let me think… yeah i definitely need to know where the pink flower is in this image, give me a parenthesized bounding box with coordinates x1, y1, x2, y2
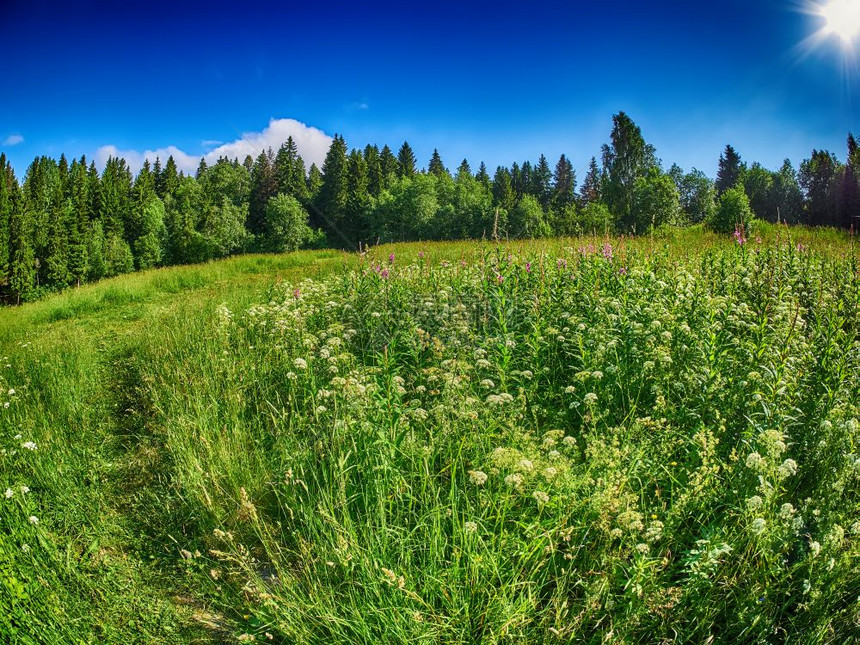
(388, 253, 395, 264)
(557, 258, 567, 269)
(525, 262, 532, 273)
(381, 268, 389, 279)
(292, 288, 301, 299)
(418, 251, 425, 259)
(602, 243, 613, 261)
(733, 226, 747, 246)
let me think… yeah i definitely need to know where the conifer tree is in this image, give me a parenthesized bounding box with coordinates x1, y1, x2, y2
(248, 149, 277, 235)
(579, 156, 602, 206)
(364, 145, 383, 196)
(315, 135, 350, 242)
(457, 159, 472, 177)
(428, 149, 448, 177)
(799, 150, 840, 226)
(492, 166, 515, 213)
(532, 154, 552, 208)
(158, 156, 180, 201)
(379, 145, 398, 189)
(715, 145, 744, 195)
(345, 148, 371, 244)
(552, 154, 576, 210)
(307, 163, 323, 201)
(397, 142, 416, 178)
(67, 159, 90, 286)
(8, 196, 35, 303)
(0, 156, 14, 294)
(476, 162, 491, 192)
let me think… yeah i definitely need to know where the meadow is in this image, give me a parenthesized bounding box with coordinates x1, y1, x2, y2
(0, 225, 858, 644)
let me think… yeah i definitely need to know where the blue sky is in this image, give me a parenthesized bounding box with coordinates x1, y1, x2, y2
(1, 0, 858, 180)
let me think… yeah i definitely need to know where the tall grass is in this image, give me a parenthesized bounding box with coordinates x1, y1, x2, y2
(0, 229, 857, 643)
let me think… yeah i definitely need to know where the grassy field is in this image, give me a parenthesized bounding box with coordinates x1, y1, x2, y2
(1, 225, 858, 643)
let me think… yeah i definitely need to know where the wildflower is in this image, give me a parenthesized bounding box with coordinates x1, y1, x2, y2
(602, 243, 613, 261)
(20, 485, 29, 494)
(7, 388, 15, 396)
(746, 495, 763, 511)
(418, 251, 425, 259)
(505, 473, 523, 488)
(525, 261, 532, 273)
(517, 459, 534, 472)
(618, 266, 628, 276)
(584, 392, 598, 405)
(745, 452, 765, 470)
(547, 450, 561, 460)
(4, 488, 12, 499)
(809, 541, 821, 557)
(464, 521, 478, 534)
(562, 436, 576, 447)
(777, 458, 798, 479)
(28, 516, 39, 525)
(21, 544, 29, 553)
(733, 226, 747, 246)
(468, 470, 488, 486)
(22, 441, 37, 451)
(543, 467, 558, 481)
(564, 385, 576, 394)
(285, 371, 297, 380)
(751, 518, 767, 534)
(388, 253, 395, 264)
(591, 371, 603, 380)
(293, 358, 308, 370)
(380, 268, 389, 279)
(479, 379, 495, 389)
(533, 490, 550, 505)
(779, 503, 796, 520)
(635, 543, 649, 554)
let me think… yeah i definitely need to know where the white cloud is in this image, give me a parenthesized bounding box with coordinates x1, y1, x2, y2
(94, 118, 333, 175)
(201, 139, 223, 147)
(3, 134, 24, 146)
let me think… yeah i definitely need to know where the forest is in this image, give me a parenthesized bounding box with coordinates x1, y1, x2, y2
(0, 112, 858, 304)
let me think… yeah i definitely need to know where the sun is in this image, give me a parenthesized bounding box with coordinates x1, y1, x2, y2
(818, 0, 860, 44)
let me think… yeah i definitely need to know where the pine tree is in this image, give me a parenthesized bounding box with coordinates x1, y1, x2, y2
(428, 149, 447, 177)
(99, 156, 133, 239)
(397, 142, 416, 178)
(307, 163, 323, 201)
(457, 159, 472, 177)
(196, 157, 209, 180)
(715, 145, 744, 195)
(45, 178, 71, 287)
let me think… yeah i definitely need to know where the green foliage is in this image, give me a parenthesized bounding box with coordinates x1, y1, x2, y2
(263, 193, 313, 252)
(508, 194, 550, 238)
(715, 144, 744, 195)
(602, 112, 658, 229)
(632, 167, 682, 232)
(103, 233, 134, 277)
(707, 185, 754, 233)
(134, 197, 167, 269)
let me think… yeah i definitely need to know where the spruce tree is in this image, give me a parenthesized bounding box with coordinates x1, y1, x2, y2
(397, 142, 416, 178)
(532, 155, 553, 208)
(364, 145, 383, 197)
(799, 150, 840, 226)
(428, 149, 448, 177)
(457, 159, 472, 177)
(579, 156, 602, 206)
(379, 145, 398, 189)
(492, 166, 515, 213)
(158, 156, 180, 201)
(8, 197, 35, 303)
(315, 135, 350, 243)
(476, 163, 491, 192)
(248, 149, 277, 235)
(0, 155, 13, 289)
(68, 160, 90, 286)
(715, 145, 744, 195)
(552, 154, 576, 210)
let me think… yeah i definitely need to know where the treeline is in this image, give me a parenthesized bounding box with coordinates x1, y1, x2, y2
(1, 112, 858, 303)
